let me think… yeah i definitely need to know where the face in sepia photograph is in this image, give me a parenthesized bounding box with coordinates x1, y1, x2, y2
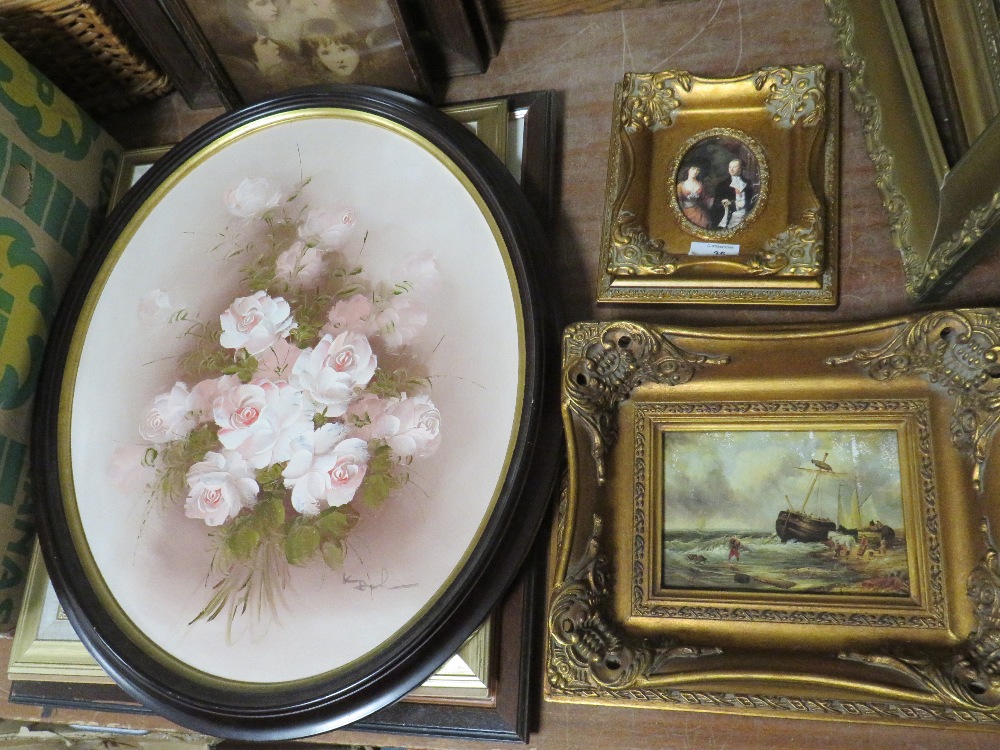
(184, 0, 425, 101)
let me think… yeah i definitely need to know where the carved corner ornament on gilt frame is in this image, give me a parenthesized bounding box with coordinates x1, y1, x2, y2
(596, 65, 839, 306)
(547, 310, 1000, 730)
(824, 0, 1000, 301)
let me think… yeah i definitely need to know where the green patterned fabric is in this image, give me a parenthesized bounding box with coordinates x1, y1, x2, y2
(0, 36, 121, 633)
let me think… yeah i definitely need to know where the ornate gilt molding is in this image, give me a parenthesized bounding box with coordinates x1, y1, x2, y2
(827, 309, 1000, 490)
(620, 71, 692, 133)
(606, 211, 679, 276)
(563, 323, 729, 484)
(548, 517, 715, 693)
(754, 66, 826, 128)
(748, 208, 823, 276)
(822, 0, 918, 293)
(842, 520, 1000, 711)
(915, 187, 1000, 299)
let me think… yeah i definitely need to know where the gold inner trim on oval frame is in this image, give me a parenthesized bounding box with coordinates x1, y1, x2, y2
(668, 127, 770, 241)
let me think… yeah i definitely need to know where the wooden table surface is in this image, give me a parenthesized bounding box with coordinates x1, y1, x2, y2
(51, 2, 1000, 748)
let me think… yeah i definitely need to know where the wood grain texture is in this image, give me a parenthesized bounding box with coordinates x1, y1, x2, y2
(494, 0, 677, 21)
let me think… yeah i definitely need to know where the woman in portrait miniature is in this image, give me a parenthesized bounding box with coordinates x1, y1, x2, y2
(676, 165, 711, 229)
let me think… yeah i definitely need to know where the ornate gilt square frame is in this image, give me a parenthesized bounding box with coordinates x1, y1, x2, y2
(548, 310, 1000, 729)
(596, 66, 839, 306)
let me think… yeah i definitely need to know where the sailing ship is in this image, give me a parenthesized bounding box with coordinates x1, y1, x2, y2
(837, 486, 896, 546)
(775, 453, 837, 543)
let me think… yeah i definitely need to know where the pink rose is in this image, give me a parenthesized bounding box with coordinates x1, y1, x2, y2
(323, 293, 374, 337)
(219, 291, 296, 355)
(138, 289, 177, 325)
(282, 424, 369, 515)
(290, 330, 377, 416)
(372, 394, 441, 458)
(253, 337, 303, 382)
(344, 393, 387, 440)
(189, 374, 240, 424)
(275, 240, 326, 286)
(371, 296, 427, 350)
(214, 379, 312, 469)
(184, 450, 258, 526)
(298, 206, 356, 250)
(107, 444, 154, 495)
(224, 177, 282, 219)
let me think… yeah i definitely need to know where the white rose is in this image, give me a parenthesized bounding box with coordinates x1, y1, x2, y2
(184, 450, 258, 526)
(322, 293, 374, 337)
(290, 330, 377, 416)
(373, 394, 441, 458)
(298, 206, 356, 250)
(224, 177, 282, 219)
(140, 382, 197, 443)
(214, 378, 312, 469)
(275, 240, 326, 286)
(283, 425, 368, 515)
(372, 296, 427, 350)
(219, 291, 297, 355)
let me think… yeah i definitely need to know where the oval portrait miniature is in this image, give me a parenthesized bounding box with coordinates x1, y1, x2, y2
(671, 128, 768, 239)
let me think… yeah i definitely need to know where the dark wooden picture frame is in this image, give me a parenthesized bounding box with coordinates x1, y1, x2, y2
(30, 87, 561, 741)
(155, 0, 434, 107)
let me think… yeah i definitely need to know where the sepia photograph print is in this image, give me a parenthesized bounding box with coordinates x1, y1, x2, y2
(660, 429, 908, 597)
(170, 0, 429, 103)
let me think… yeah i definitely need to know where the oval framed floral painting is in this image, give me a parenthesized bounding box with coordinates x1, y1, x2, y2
(31, 87, 559, 740)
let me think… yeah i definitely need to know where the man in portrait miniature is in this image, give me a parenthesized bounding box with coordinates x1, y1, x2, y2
(710, 157, 754, 230)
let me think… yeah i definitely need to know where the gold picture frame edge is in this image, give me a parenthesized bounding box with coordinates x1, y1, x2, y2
(547, 311, 1000, 730)
(824, 0, 1000, 301)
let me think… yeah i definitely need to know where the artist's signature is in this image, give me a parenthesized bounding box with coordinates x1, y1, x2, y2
(343, 570, 418, 594)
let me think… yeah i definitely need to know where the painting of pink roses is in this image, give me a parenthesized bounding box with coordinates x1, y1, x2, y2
(56, 103, 531, 691)
(125, 171, 444, 628)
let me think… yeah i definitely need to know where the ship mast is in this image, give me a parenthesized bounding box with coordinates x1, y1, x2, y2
(798, 452, 833, 513)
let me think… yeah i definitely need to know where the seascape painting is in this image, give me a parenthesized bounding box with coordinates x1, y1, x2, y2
(661, 429, 910, 597)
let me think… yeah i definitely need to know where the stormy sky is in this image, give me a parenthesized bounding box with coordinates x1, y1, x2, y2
(661, 429, 905, 533)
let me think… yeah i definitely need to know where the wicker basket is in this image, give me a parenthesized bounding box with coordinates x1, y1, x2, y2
(0, 0, 173, 113)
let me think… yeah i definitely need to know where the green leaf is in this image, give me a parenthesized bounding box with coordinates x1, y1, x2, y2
(256, 463, 284, 488)
(316, 506, 360, 539)
(368, 443, 394, 474)
(285, 522, 321, 565)
(360, 473, 396, 508)
(253, 497, 285, 532)
(321, 540, 346, 569)
(226, 526, 260, 561)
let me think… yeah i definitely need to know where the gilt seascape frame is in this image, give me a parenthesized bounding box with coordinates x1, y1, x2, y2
(824, 0, 1000, 301)
(29, 87, 561, 741)
(596, 65, 839, 306)
(549, 310, 1000, 729)
(14, 91, 558, 743)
